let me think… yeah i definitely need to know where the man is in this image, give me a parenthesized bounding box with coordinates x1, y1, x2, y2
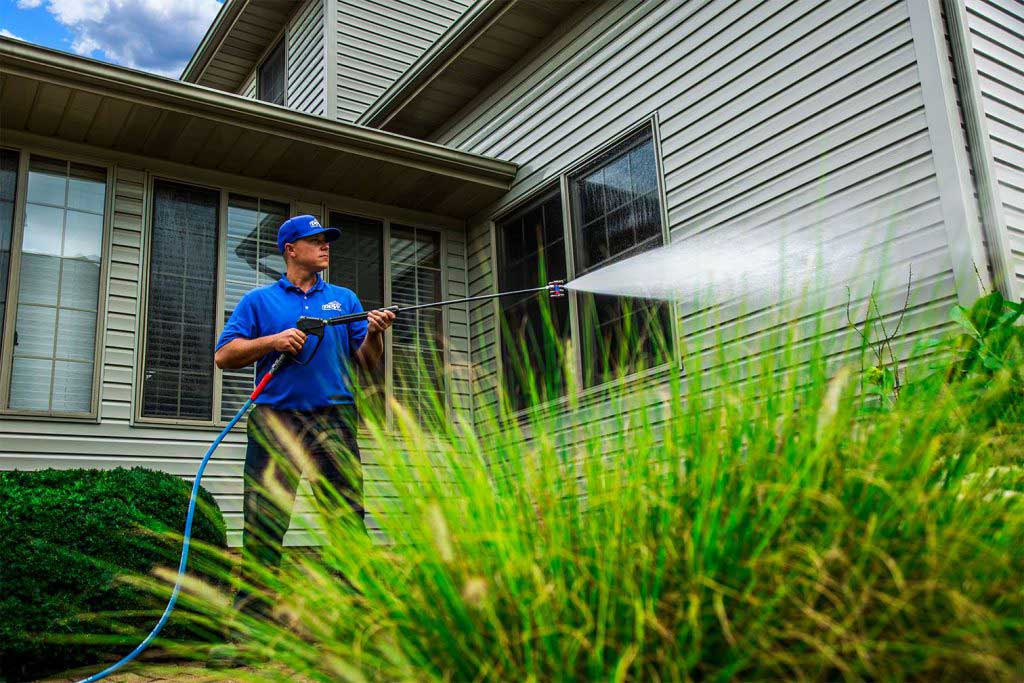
(213, 214, 395, 621)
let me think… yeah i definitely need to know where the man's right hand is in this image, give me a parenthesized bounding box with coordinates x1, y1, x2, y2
(270, 328, 307, 355)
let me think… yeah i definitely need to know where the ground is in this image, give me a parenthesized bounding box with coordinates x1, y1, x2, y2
(39, 663, 248, 682)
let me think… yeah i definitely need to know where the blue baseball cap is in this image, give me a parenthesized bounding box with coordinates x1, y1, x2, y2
(277, 215, 341, 253)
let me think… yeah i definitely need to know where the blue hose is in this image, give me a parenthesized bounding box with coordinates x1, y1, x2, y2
(77, 398, 253, 683)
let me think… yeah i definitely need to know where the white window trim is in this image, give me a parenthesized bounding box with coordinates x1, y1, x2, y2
(0, 146, 114, 423)
(491, 114, 679, 418)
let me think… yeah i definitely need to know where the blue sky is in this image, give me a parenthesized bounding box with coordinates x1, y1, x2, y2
(1, 0, 224, 78)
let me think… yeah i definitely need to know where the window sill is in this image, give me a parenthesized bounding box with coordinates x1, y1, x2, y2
(0, 409, 101, 424)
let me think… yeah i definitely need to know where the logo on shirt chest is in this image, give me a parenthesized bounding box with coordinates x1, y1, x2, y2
(322, 300, 343, 312)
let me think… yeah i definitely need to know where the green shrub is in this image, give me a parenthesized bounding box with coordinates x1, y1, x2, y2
(0, 467, 227, 682)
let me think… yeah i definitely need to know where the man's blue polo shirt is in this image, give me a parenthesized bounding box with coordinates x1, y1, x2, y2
(215, 275, 368, 410)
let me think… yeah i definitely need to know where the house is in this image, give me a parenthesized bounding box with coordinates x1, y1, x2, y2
(1, 0, 1020, 545)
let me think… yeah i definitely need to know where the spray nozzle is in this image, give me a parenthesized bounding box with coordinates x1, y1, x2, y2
(547, 280, 566, 298)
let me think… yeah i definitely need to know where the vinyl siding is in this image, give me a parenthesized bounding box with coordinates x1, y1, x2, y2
(287, 0, 326, 116)
(238, 70, 256, 100)
(965, 0, 1024, 292)
(440, 0, 968, 432)
(0, 161, 470, 547)
(333, 0, 471, 123)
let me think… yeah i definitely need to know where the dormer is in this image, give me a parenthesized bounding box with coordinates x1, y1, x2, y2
(181, 0, 470, 122)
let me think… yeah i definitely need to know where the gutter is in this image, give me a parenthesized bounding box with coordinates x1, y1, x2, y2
(357, 0, 515, 129)
(0, 38, 518, 189)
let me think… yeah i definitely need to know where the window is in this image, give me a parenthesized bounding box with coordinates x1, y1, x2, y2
(5, 156, 107, 414)
(141, 181, 219, 420)
(496, 189, 569, 411)
(0, 149, 18, 348)
(390, 225, 444, 418)
(258, 39, 286, 106)
(220, 195, 288, 420)
(328, 212, 385, 413)
(569, 128, 671, 386)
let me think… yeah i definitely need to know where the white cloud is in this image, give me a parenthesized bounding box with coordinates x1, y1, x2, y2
(1, 29, 26, 40)
(25, 0, 221, 77)
(16, 0, 44, 8)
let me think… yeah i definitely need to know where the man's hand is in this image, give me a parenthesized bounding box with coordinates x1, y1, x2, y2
(270, 328, 307, 354)
(366, 309, 396, 335)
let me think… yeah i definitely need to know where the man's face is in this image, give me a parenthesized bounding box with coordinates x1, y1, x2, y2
(286, 233, 331, 271)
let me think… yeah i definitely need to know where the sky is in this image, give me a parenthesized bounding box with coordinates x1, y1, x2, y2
(0, 0, 224, 78)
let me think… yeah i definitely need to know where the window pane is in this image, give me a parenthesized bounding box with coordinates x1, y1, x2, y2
(55, 308, 96, 361)
(9, 156, 105, 413)
(68, 164, 106, 213)
(22, 204, 64, 257)
(390, 225, 444, 420)
(0, 149, 18, 346)
(18, 253, 59, 306)
(64, 210, 103, 261)
(220, 195, 288, 420)
(143, 180, 218, 420)
(13, 304, 56, 357)
(59, 259, 101, 309)
(569, 130, 670, 385)
(26, 157, 67, 206)
(258, 40, 286, 106)
(329, 212, 385, 416)
(497, 191, 570, 411)
(10, 357, 51, 410)
(52, 360, 92, 412)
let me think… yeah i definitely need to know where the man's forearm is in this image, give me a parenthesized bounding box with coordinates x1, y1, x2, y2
(356, 331, 384, 370)
(215, 337, 275, 369)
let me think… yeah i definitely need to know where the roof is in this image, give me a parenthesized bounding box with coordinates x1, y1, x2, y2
(358, 0, 589, 139)
(0, 38, 518, 219)
(181, 0, 302, 92)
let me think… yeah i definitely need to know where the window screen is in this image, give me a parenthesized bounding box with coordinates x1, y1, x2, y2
(390, 225, 444, 418)
(569, 129, 672, 386)
(0, 149, 17, 348)
(329, 212, 385, 414)
(258, 39, 286, 106)
(220, 195, 288, 420)
(496, 190, 569, 411)
(142, 180, 219, 419)
(8, 156, 105, 413)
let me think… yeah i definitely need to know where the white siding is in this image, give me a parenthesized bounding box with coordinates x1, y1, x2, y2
(287, 0, 326, 116)
(440, 0, 968, 426)
(333, 0, 470, 123)
(965, 0, 1024, 292)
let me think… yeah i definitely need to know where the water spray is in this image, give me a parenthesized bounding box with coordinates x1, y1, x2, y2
(77, 280, 567, 682)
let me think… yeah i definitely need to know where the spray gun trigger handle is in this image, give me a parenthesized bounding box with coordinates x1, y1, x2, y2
(296, 316, 326, 337)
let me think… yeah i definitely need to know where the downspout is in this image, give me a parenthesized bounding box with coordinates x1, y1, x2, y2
(940, 0, 1019, 301)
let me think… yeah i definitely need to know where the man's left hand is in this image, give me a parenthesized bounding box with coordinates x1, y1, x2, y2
(367, 308, 396, 334)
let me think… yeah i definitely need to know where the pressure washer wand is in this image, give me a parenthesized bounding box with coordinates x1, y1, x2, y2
(294, 280, 566, 338)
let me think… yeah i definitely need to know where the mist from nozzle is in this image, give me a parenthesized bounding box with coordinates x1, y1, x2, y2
(563, 221, 902, 314)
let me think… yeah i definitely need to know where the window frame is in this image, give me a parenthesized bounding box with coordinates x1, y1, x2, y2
(134, 172, 296, 428)
(134, 181, 452, 429)
(493, 183, 571, 414)
(324, 210, 451, 425)
(491, 116, 677, 414)
(0, 146, 115, 422)
(257, 36, 288, 107)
